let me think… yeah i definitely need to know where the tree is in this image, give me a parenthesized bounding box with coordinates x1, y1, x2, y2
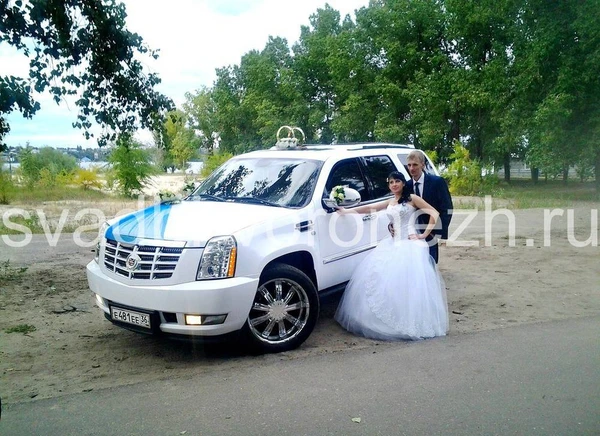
(367, 0, 453, 153)
(0, 0, 173, 152)
(513, 0, 600, 189)
(209, 36, 306, 153)
(158, 110, 199, 171)
(183, 86, 219, 152)
(108, 134, 157, 197)
(18, 146, 78, 186)
(292, 6, 347, 144)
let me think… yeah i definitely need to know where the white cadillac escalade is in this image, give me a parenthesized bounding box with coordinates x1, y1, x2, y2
(86, 133, 440, 353)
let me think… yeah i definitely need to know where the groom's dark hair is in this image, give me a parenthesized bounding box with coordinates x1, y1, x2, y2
(387, 171, 413, 203)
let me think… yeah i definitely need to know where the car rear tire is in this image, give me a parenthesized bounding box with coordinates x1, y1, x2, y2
(243, 263, 319, 353)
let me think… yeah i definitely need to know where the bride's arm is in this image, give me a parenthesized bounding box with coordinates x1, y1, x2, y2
(409, 195, 440, 239)
(337, 198, 390, 215)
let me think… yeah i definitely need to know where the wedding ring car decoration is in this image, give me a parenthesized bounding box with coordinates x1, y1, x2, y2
(275, 125, 306, 149)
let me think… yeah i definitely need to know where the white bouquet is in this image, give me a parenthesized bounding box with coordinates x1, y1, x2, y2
(329, 185, 346, 206)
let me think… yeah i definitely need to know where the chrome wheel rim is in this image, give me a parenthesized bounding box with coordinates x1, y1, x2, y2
(248, 278, 310, 345)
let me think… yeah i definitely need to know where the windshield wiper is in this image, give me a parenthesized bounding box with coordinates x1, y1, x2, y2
(186, 193, 225, 202)
(224, 196, 283, 207)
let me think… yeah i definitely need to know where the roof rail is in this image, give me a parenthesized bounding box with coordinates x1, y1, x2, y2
(302, 143, 415, 150)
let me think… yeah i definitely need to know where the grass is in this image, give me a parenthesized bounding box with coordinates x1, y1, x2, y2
(459, 180, 599, 209)
(0, 209, 105, 235)
(10, 185, 111, 202)
(0, 184, 146, 235)
(4, 324, 36, 334)
(0, 260, 28, 282)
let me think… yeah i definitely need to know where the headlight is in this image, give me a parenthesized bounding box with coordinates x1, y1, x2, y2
(196, 236, 237, 280)
(95, 221, 109, 262)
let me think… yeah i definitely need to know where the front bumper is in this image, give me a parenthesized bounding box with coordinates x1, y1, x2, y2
(86, 260, 258, 337)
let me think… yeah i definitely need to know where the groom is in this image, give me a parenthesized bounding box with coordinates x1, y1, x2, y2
(392, 150, 453, 263)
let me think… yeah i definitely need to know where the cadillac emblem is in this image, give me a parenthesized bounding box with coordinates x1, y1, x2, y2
(125, 253, 141, 271)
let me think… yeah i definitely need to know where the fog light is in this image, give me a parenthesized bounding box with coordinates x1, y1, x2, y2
(184, 314, 227, 325)
(185, 315, 202, 325)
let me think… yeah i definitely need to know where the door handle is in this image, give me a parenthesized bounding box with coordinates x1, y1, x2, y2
(362, 214, 374, 221)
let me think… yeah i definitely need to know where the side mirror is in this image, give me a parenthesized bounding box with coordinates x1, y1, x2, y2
(322, 187, 361, 211)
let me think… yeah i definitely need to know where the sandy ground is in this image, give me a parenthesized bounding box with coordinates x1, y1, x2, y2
(0, 176, 599, 404)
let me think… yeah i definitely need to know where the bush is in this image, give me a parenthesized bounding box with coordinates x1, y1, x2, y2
(56, 169, 75, 186)
(446, 142, 483, 196)
(74, 168, 103, 190)
(19, 147, 78, 186)
(0, 260, 28, 282)
(108, 134, 158, 197)
(0, 167, 16, 204)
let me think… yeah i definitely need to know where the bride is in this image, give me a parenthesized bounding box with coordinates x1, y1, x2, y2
(334, 171, 449, 341)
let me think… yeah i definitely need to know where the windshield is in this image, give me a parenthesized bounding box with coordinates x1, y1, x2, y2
(190, 157, 322, 208)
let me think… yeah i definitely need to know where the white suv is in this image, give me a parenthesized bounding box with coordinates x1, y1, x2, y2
(86, 139, 439, 353)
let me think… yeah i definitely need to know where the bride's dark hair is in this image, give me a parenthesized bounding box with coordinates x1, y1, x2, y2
(387, 170, 413, 203)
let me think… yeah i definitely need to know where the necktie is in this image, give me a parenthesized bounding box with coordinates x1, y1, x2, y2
(414, 181, 421, 196)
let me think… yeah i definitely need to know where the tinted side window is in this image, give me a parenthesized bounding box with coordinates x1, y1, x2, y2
(326, 159, 369, 201)
(361, 155, 398, 199)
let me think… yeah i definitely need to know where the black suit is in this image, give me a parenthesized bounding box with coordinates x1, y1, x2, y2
(406, 173, 453, 263)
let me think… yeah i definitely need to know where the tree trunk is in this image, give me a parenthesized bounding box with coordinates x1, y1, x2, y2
(503, 153, 511, 183)
(562, 166, 569, 185)
(531, 167, 539, 183)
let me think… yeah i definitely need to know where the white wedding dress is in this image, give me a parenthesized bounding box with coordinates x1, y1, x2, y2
(335, 203, 449, 341)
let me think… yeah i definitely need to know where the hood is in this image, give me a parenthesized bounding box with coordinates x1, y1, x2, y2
(105, 201, 296, 246)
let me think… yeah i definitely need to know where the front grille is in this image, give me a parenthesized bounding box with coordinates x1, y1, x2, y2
(104, 239, 183, 280)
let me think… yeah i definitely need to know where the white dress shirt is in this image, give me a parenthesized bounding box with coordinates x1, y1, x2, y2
(413, 173, 425, 197)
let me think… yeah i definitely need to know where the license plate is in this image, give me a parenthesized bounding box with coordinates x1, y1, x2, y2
(110, 307, 151, 329)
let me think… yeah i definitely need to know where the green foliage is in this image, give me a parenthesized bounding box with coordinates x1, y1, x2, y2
(56, 169, 75, 186)
(0, 188, 112, 235)
(201, 153, 233, 178)
(155, 110, 201, 172)
(108, 134, 158, 197)
(4, 184, 108, 203)
(0, 260, 28, 283)
(0, 210, 41, 235)
(208, 35, 308, 153)
(37, 167, 56, 188)
(183, 87, 220, 152)
(0, 166, 16, 204)
(5, 324, 36, 334)
(0, 0, 173, 151)
(446, 142, 483, 196)
(74, 168, 103, 190)
(489, 180, 599, 208)
(103, 167, 118, 192)
(18, 147, 77, 187)
(5, 1, 600, 191)
(424, 150, 439, 165)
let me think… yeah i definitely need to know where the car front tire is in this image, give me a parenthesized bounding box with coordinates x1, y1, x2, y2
(243, 263, 319, 353)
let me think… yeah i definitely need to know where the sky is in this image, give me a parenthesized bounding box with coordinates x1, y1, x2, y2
(2, 0, 370, 149)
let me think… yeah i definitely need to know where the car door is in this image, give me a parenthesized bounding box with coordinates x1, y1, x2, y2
(315, 155, 397, 289)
